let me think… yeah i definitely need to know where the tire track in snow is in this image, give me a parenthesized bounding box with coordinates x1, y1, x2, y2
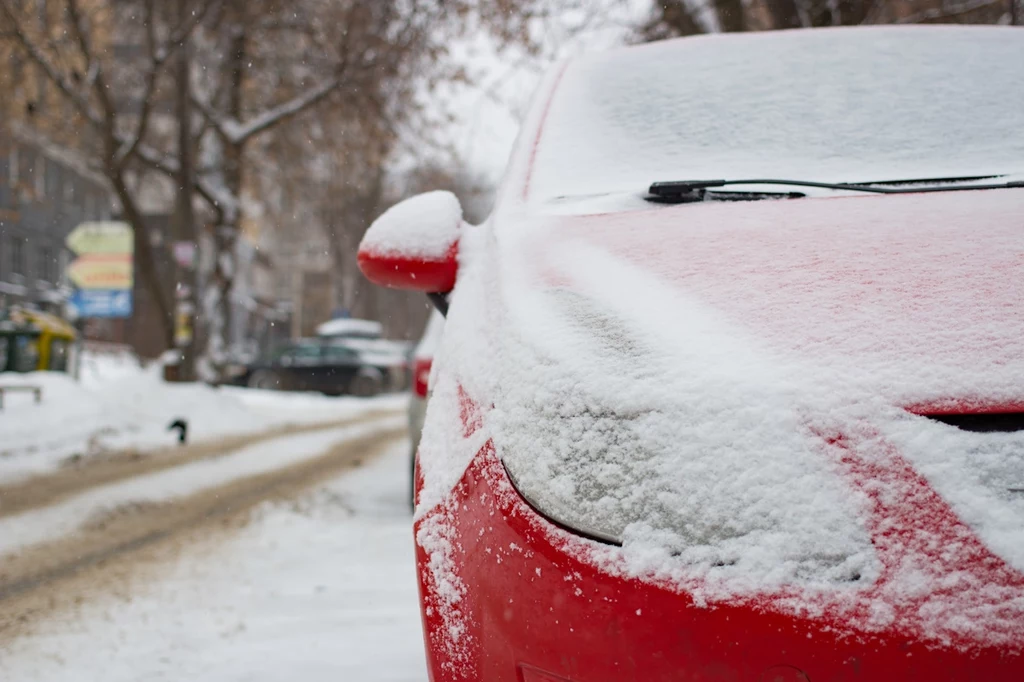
(0, 407, 401, 519)
(0, 420, 406, 643)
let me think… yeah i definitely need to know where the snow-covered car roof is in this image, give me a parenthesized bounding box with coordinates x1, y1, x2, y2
(315, 318, 383, 338)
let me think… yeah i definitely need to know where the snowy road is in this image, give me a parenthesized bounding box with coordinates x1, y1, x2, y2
(0, 411, 427, 681)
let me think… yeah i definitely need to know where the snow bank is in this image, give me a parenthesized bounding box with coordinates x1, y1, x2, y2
(0, 356, 405, 484)
(360, 190, 462, 260)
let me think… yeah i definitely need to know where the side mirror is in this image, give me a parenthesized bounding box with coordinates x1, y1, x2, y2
(357, 191, 462, 294)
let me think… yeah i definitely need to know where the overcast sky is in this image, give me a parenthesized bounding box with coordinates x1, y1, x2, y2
(441, 2, 651, 184)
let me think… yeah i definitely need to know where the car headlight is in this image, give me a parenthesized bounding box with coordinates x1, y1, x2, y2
(497, 396, 877, 587)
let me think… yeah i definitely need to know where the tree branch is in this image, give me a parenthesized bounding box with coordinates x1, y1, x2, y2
(65, 0, 117, 129)
(116, 0, 223, 167)
(131, 143, 235, 222)
(115, 0, 158, 168)
(0, 0, 101, 126)
(895, 0, 1003, 22)
(157, 0, 222, 62)
(199, 76, 344, 146)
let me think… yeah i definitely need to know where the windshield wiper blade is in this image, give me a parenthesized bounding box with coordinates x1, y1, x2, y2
(648, 177, 1024, 203)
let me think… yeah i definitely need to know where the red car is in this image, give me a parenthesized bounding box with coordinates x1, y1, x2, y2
(359, 27, 1024, 682)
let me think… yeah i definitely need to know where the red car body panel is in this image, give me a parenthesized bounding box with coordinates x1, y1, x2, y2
(413, 357, 433, 399)
(415, 436, 1024, 682)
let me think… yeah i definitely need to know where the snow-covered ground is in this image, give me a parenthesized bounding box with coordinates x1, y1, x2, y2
(1, 439, 427, 682)
(0, 353, 406, 483)
(0, 416, 404, 555)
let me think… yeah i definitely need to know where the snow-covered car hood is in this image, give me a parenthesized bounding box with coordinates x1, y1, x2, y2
(428, 188, 1024, 648)
(530, 189, 1024, 407)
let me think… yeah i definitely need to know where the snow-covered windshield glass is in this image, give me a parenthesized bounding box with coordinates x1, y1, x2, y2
(528, 27, 1024, 206)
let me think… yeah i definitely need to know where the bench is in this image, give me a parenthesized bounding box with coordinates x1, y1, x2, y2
(0, 385, 43, 410)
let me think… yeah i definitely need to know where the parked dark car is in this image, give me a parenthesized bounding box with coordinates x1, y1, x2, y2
(226, 338, 406, 396)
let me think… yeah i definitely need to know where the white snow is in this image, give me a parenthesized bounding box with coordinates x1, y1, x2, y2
(359, 191, 462, 260)
(527, 27, 1024, 206)
(0, 353, 406, 484)
(413, 311, 445, 362)
(0, 416, 404, 555)
(0, 440, 427, 682)
(316, 318, 383, 338)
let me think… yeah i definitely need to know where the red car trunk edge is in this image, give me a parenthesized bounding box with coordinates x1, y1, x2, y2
(414, 436, 1023, 682)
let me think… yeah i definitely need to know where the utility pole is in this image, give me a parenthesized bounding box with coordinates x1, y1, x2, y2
(174, 0, 199, 380)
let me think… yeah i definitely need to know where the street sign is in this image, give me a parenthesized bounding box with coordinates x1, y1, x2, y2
(66, 222, 133, 255)
(69, 289, 133, 318)
(66, 221, 133, 319)
(67, 253, 133, 289)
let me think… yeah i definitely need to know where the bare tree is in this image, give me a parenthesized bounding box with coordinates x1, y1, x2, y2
(3, 0, 549, 375)
(630, 0, 1010, 38)
(0, 0, 219, 349)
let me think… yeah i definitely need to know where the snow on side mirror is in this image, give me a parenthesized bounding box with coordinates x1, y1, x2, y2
(357, 191, 462, 293)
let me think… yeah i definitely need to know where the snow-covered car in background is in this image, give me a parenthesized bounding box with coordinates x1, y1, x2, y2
(408, 310, 445, 505)
(315, 317, 384, 340)
(358, 27, 1024, 682)
(227, 337, 407, 396)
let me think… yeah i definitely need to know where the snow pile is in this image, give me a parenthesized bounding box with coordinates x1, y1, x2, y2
(0, 356, 405, 483)
(360, 190, 462, 259)
(529, 27, 1024, 205)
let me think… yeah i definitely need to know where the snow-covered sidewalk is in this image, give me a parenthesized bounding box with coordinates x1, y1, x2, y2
(1, 439, 427, 682)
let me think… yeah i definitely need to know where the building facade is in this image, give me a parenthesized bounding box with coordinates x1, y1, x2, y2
(0, 127, 115, 316)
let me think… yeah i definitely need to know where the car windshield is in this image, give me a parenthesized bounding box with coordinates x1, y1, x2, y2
(529, 28, 1024, 206)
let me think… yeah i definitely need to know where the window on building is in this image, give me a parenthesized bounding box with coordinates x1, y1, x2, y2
(9, 147, 18, 188)
(0, 158, 9, 208)
(17, 150, 34, 202)
(35, 156, 46, 199)
(10, 238, 24, 277)
(38, 246, 52, 282)
(48, 162, 61, 202)
(58, 249, 70, 286)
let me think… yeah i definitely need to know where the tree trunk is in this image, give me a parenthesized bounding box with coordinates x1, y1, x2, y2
(764, 0, 804, 28)
(175, 0, 199, 381)
(111, 173, 175, 349)
(713, 0, 747, 31)
(218, 2, 247, 363)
